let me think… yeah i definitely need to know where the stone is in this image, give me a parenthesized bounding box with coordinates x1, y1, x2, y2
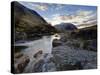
(34, 50, 43, 58)
(15, 55, 30, 73)
(15, 53, 23, 58)
(33, 59, 44, 72)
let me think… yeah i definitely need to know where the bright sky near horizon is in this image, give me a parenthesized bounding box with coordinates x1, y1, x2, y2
(19, 1, 97, 28)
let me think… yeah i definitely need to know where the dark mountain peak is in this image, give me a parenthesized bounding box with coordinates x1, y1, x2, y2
(55, 22, 77, 31)
(60, 23, 77, 30)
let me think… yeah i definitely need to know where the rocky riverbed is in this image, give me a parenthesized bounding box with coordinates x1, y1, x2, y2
(14, 30, 97, 73)
(52, 44, 97, 71)
(14, 39, 97, 73)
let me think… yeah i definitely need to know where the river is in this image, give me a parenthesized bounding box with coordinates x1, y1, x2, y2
(14, 34, 60, 73)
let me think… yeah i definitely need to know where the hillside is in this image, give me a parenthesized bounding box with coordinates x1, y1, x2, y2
(71, 25, 97, 40)
(12, 1, 58, 42)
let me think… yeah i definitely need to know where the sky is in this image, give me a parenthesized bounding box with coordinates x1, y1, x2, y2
(19, 1, 97, 28)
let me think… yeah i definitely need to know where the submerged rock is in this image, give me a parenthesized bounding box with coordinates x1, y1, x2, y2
(33, 50, 43, 58)
(33, 59, 44, 72)
(33, 56, 56, 72)
(15, 53, 23, 58)
(14, 55, 30, 73)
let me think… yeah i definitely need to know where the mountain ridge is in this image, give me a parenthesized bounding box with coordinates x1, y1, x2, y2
(12, 1, 58, 41)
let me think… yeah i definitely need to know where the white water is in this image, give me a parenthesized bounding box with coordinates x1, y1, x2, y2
(15, 34, 60, 72)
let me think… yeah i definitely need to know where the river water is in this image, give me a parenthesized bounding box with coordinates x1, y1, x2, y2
(14, 34, 97, 73)
(15, 35, 59, 72)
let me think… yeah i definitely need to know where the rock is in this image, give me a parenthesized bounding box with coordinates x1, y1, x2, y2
(49, 57, 55, 63)
(58, 64, 75, 71)
(33, 57, 56, 72)
(52, 43, 97, 70)
(33, 59, 44, 72)
(42, 62, 56, 72)
(15, 55, 30, 73)
(74, 61, 83, 69)
(83, 62, 97, 69)
(44, 53, 49, 58)
(53, 40, 62, 47)
(33, 50, 43, 58)
(15, 53, 23, 58)
(57, 61, 83, 71)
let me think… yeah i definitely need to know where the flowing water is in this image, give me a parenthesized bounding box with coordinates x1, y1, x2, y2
(14, 34, 97, 73)
(15, 35, 59, 72)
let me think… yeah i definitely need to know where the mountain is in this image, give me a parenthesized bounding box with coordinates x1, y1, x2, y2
(72, 25, 97, 39)
(13, 1, 47, 27)
(12, 1, 58, 41)
(54, 23, 77, 32)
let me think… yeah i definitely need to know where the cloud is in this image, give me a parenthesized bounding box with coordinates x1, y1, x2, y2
(76, 10, 93, 17)
(48, 10, 97, 27)
(35, 4, 48, 11)
(19, 2, 97, 28)
(19, 2, 48, 11)
(55, 4, 65, 10)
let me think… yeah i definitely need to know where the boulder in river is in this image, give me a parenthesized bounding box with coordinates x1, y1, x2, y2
(14, 55, 30, 73)
(33, 50, 43, 58)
